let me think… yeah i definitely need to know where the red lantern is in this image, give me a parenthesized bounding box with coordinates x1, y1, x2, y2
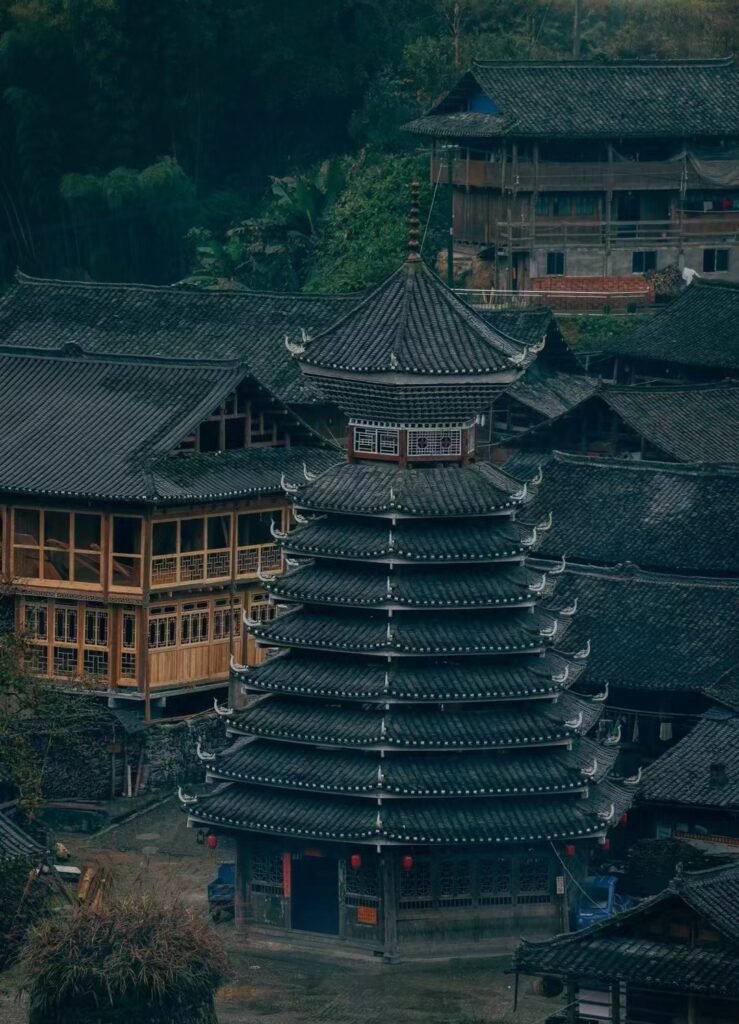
(599, 837, 610, 850)
(620, 813, 629, 826)
(564, 844, 576, 857)
(350, 853, 362, 870)
(401, 855, 414, 872)
(206, 833, 218, 850)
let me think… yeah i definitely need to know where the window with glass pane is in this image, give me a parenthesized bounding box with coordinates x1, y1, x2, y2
(153, 521, 177, 556)
(238, 511, 275, 547)
(112, 517, 142, 588)
(14, 508, 41, 577)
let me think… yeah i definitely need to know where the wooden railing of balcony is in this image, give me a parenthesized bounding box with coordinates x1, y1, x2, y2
(151, 542, 282, 587)
(498, 215, 739, 249)
(432, 157, 739, 192)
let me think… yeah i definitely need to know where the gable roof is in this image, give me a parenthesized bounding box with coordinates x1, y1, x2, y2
(298, 260, 525, 375)
(0, 273, 360, 405)
(504, 364, 599, 423)
(527, 453, 739, 574)
(602, 279, 739, 373)
(0, 350, 336, 502)
(516, 862, 739, 998)
(548, 566, 739, 693)
(603, 382, 739, 464)
(641, 710, 739, 809)
(405, 57, 739, 139)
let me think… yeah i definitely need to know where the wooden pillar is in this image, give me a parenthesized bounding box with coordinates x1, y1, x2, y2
(687, 994, 696, 1024)
(382, 850, 399, 963)
(235, 840, 248, 929)
(566, 977, 578, 1024)
(610, 981, 621, 1024)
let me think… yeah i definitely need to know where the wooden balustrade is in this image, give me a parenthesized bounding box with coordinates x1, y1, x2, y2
(151, 542, 282, 587)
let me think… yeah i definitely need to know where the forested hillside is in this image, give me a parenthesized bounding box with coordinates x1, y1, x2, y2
(0, 0, 735, 291)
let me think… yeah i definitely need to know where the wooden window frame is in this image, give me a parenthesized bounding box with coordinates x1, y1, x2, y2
(236, 506, 285, 579)
(21, 596, 112, 685)
(151, 512, 233, 588)
(13, 508, 104, 589)
(110, 515, 144, 592)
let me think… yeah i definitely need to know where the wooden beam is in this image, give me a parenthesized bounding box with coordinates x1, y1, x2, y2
(382, 850, 399, 963)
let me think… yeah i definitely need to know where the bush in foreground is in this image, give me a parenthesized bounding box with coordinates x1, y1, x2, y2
(20, 893, 229, 1024)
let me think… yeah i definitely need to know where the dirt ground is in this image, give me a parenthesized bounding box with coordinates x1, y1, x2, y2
(1, 798, 563, 1024)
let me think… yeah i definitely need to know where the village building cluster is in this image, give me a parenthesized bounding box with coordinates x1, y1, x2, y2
(1, 54, 739, 1024)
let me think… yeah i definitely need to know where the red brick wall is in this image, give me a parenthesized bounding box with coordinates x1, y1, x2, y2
(531, 275, 654, 312)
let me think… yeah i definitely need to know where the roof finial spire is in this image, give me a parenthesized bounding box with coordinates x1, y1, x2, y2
(407, 180, 421, 262)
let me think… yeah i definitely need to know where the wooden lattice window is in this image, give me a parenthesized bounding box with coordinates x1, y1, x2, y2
(250, 852, 283, 896)
(22, 597, 111, 683)
(479, 856, 513, 906)
(152, 514, 231, 586)
(148, 606, 178, 649)
(407, 428, 462, 458)
(236, 509, 283, 578)
(439, 859, 473, 907)
(399, 858, 433, 909)
(213, 598, 242, 640)
(180, 602, 210, 645)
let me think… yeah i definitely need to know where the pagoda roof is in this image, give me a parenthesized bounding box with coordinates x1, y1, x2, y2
(238, 650, 586, 703)
(549, 566, 739, 693)
(601, 278, 739, 374)
(525, 453, 739, 575)
(285, 515, 532, 563)
(0, 272, 359, 406)
(251, 607, 556, 656)
(0, 812, 42, 862)
(404, 57, 739, 140)
(298, 260, 525, 377)
(210, 736, 616, 797)
(515, 863, 739, 997)
(603, 382, 739, 464)
(641, 710, 739, 810)
(267, 562, 541, 610)
(189, 779, 629, 844)
(479, 308, 554, 349)
(294, 461, 528, 518)
(228, 693, 601, 750)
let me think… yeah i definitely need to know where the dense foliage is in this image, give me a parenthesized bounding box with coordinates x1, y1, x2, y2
(21, 894, 229, 1023)
(0, 0, 736, 290)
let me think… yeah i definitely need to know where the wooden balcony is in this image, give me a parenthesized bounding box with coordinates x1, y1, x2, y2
(150, 542, 282, 587)
(498, 214, 739, 249)
(433, 157, 739, 192)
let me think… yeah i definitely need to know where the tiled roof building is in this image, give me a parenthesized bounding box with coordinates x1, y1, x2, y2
(404, 58, 739, 295)
(515, 863, 739, 1019)
(187, 209, 631, 957)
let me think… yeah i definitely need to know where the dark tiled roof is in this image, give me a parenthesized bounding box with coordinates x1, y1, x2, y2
(295, 461, 527, 517)
(479, 309, 553, 348)
(211, 737, 615, 796)
(151, 447, 340, 504)
(0, 812, 42, 862)
(268, 562, 540, 609)
(251, 607, 550, 656)
(504, 364, 599, 423)
(229, 693, 600, 750)
(404, 111, 509, 138)
(641, 711, 739, 809)
(407, 58, 739, 139)
(526, 454, 739, 574)
(239, 650, 585, 702)
(191, 779, 627, 844)
(0, 352, 241, 500)
(285, 515, 532, 563)
(0, 273, 359, 404)
(704, 667, 739, 712)
(603, 382, 739, 464)
(516, 863, 739, 995)
(603, 279, 739, 373)
(550, 567, 739, 693)
(300, 377, 515, 421)
(299, 260, 523, 375)
(515, 937, 739, 997)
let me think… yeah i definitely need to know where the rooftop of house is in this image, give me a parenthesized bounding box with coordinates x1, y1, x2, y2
(544, 565, 739, 694)
(526, 453, 739, 575)
(0, 812, 42, 862)
(0, 350, 338, 502)
(641, 709, 739, 810)
(0, 272, 360, 406)
(602, 279, 739, 373)
(404, 56, 739, 140)
(515, 862, 739, 998)
(603, 381, 739, 464)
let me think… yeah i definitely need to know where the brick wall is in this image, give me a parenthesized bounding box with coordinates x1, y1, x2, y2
(531, 275, 654, 312)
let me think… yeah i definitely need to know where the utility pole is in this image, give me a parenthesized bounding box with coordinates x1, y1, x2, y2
(573, 0, 582, 58)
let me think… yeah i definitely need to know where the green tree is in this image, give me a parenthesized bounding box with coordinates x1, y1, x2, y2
(306, 151, 448, 292)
